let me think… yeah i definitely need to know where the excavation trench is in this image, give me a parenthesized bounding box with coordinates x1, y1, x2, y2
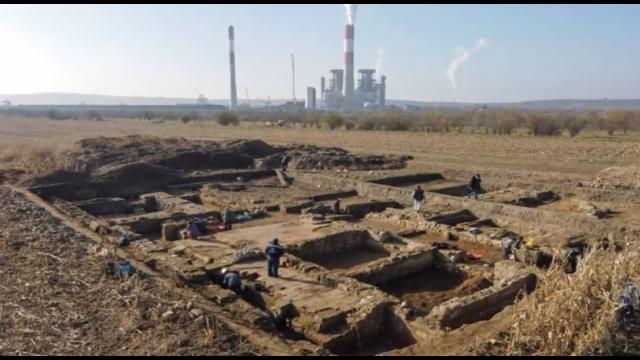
(325, 304, 416, 356)
(286, 230, 390, 270)
(347, 248, 486, 315)
(368, 173, 445, 187)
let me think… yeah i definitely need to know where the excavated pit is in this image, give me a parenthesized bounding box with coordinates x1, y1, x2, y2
(287, 230, 390, 270)
(346, 247, 484, 316)
(369, 173, 445, 187)
(427, 184, 474, 197)
(326, 305, 416, 356)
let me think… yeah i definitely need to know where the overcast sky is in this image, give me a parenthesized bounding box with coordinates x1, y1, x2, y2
(1, 4, 639, 102)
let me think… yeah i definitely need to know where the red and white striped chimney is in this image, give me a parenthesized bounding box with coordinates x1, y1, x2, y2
(343, 24, 354, 108)
(228, 25, 238, 111)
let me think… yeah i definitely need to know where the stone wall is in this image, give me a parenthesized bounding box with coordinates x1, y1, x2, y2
(287, 230, 386, 261)
(344, 200, 402, 219)
(349, 248, 442, 286)
(428, 272, 537, 330)
(293, 171, 640, 241)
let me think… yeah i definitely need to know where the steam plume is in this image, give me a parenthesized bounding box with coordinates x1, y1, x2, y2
(446, 38, 488, 90)
(344, 4, 357, 25)
(375, 48, 384, 81)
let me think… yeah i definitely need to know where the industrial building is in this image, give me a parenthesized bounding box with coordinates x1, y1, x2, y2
(318, 19, 387, 111)
(306, 87, 316, 111)
(226, 4, 386, 113)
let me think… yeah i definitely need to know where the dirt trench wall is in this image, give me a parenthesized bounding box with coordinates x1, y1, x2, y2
(428, 272, 537, 330)
(350, 248, 447, 286)
(310, 190, 358, 202)
(344, 200, 402, 218)
(287, 230, 386, 261)
(293, 172, 640, 240)
(74, 197, 130, 216)
(369, 173, 444, 186)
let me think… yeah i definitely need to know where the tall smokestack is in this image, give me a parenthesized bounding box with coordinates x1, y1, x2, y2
(378, 75, 386, 108)
(228, 25, 238, 111)
(344, 24, 354, 109)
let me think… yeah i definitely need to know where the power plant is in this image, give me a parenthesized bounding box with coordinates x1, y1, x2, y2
(226, 4, 386, 112)
(319, 5, 386, 111)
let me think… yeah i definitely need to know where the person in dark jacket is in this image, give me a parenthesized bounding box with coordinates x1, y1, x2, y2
(221, 268, 242, 293)
(412, 186, 426, 211)
(281, 156, 291, 172)
(221, 208, 234, 230)
(468, 174, 482, 200)
(265, 238, 285, 277)
(333, 199, 341, 214)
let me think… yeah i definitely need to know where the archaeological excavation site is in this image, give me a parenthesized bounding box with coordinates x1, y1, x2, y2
(5, 135, 640, 356)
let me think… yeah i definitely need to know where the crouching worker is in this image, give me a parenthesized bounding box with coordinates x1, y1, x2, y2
(221, 268, 243, 293)
(274, 303, 300, 331)
(118, 260, 134, 278)
(563, 248, 580, 274)
(265, 238, 285, 277)
(180, 221, 201, 240)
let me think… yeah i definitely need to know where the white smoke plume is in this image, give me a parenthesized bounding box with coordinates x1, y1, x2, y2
(344, 4, 357, 25)
(446, 38, 488, 90)
(375, 48, 384, 81)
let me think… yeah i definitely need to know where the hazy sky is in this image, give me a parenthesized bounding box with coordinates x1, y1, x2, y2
(1, 4, 639, 102)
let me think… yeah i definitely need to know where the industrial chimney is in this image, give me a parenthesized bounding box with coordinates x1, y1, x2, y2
(228, 26, 238, 111)
(343, 24, 355, 109)
(378, 75, 386, 108)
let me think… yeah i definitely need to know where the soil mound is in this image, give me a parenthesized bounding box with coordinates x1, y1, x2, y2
(591, 165, 640, 190)
(20, 170, 89, 187)
(156, 151, 254, 171)
(94, 162, 181, 187)
(70, 136, 222, 172)
(220, 139, 281, 158)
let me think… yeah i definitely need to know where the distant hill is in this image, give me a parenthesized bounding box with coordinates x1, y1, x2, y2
(2, 92, 640, 110)
(0, 93, 229, 106)
(387, 99, 640, 110)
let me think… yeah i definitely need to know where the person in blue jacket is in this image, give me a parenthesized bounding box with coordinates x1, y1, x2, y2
(265, 238, 285, 277)
(221, 268, 242, 293)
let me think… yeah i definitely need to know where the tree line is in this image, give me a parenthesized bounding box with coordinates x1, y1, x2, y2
(2, 107, 639, 136)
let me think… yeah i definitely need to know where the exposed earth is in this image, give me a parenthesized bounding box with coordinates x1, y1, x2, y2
(1, 118, 640, 355)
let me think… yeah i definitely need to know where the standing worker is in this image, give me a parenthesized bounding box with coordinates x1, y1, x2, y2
(412, 185, 426, 211)
(265, 238, 285, 277)
(333, 198, 341, 215)
(501, 237, 514, 260)
(468, 174, 482, 200)
(221, 207, 234, 231)
(281, 155, 291, 172)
